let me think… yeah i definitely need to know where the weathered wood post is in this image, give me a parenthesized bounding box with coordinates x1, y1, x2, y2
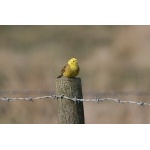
(56, 77, 85, 124)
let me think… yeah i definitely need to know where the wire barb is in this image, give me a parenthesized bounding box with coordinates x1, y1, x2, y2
(138, 101, 144, 107)
(60, 94, 65, 100)
(4, 97, 10, 102)
(95, 96, 101, 104)
(115, 99, 121, 106)
(28, 97, 34, 102)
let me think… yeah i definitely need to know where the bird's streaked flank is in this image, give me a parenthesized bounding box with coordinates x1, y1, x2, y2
(57, 58, 80, 78)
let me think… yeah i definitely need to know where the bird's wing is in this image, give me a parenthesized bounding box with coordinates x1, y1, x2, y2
(61, 64, 67, 75)
(57, 64, 68, 78)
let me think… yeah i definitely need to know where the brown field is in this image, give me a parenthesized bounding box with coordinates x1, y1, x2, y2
(0, 25, 150, 123)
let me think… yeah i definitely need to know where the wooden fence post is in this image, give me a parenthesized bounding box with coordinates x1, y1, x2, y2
(56, 77, 85, 124)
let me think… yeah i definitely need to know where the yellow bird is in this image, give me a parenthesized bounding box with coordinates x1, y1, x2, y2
(57, 58, 80, 78)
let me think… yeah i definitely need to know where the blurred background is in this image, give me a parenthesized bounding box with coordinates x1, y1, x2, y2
(0, 25, 150, 123)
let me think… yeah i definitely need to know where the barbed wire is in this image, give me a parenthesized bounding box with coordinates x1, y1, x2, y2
(0, 94, 150, 107)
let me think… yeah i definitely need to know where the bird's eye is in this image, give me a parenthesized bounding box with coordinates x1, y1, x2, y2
(73, 61, 74, 62)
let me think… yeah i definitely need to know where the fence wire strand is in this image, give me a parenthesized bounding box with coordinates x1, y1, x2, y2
(0, 94, 150, 107)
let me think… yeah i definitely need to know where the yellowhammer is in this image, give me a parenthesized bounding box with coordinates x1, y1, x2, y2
(57, 58, 80, 78)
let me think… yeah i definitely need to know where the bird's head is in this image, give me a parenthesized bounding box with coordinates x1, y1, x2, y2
(68, 58, 78, 66)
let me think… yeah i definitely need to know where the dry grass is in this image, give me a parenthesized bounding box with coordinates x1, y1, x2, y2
(0, 25, 150, 123)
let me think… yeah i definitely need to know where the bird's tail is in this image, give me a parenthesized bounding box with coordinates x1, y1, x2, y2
(57, 75, 63, 78)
